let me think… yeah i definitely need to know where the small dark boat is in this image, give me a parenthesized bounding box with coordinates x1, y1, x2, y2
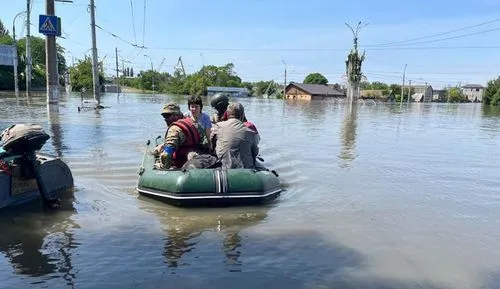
(0, 124, 74, 209)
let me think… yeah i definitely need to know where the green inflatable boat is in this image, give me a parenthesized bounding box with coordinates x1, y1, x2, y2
(136, 138, 282, 207)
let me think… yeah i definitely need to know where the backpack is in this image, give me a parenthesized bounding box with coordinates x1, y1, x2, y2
(181, 154, 220, 170)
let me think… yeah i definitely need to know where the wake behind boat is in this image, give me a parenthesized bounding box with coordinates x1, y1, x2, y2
(136, 138, 282, 207)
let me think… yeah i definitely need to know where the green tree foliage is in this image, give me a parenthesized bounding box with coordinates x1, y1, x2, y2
(122, 63, 246, 96)
(483, 77, 500, 106)
(0, 32, 66, 90)
(447, 87, 466, 103)
(303, 72, 328, 85)
(370, 81, 389, 90)
(69, 56, 104, 92)
(0, 20, 8, 36)
(252, 80, 279, 96)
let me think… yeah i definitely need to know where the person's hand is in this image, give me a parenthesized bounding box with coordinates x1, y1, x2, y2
(153, 144, 164, 156)
(160, 151, 172, 168)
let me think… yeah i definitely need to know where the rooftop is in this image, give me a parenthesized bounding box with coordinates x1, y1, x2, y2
(287, 82, 344, 96)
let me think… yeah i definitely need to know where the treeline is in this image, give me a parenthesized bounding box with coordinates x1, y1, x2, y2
(116, 63, 283, 98)
(0, 20, 66, 90)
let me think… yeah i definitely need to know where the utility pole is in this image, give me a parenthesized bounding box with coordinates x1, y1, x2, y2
(26, 0, 32, 97)
(281, 60, 287, 100)
(46, 0, 59, 104)
(89, 0, 100, 107)
(115, 47, 120, 95)
(407, 80, 411, 103)
(345, 21, 368, 103)
(12, 12, 25, 99)
(400, 64, 407, 106)
(144, 54, 154, 96)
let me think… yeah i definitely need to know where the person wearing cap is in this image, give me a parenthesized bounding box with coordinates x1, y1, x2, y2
(154, 102, 208, 169)
(183, 95, 212, 150)
(211, 102, 259, 169)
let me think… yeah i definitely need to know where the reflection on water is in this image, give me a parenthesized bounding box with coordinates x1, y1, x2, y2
(0, 191, 78, 285)
(140, 198, 269, 272)
(339, 102, 358, 168)
(482, 105, 500, 118)
(0, 93, 500, 288)
(47, 105, 64, 158)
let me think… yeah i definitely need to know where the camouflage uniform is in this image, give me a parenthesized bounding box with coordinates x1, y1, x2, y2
(164, 121, 208, 151)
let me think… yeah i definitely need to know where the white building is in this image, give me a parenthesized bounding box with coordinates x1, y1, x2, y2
(461, 84, 484, 102)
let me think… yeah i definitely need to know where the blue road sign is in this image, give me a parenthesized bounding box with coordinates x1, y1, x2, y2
(39, 15, 60, 36)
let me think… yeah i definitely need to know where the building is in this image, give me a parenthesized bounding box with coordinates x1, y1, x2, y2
(360, 89, 385, 99)
(411, 85, 433, 102)
(207, 86, 249, 97)
(104, 84, 122, 93)
(433, 89, 447, 102)
(461, 84, 484, 102)
(284, 82, 345, 100)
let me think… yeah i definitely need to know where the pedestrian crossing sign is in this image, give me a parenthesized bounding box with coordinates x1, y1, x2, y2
(39, 15, 61, 36)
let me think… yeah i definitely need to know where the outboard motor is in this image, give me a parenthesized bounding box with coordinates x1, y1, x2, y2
(1, 124, 60, 208)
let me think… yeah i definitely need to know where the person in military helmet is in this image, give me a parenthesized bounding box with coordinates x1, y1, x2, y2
(210, 93, 230, 124)
(154, 102, 208, 169)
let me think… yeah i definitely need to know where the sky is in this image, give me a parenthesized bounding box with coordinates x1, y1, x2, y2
(3, 0, 500, 89)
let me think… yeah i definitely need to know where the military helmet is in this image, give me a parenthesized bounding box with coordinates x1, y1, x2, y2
(210, 93, 230, 111)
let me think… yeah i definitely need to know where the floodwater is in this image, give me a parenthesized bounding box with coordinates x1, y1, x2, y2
(0, 93, 500, 289)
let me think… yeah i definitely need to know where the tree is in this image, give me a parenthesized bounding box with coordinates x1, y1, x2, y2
(359, 81, 370, 89)
(0, 34, 66, 90)
(370, 81, 389, 90)
(0, 20, 8, 36)
(303, 72, 328, 85)
(70, 56, 104, 92)
(483, 77, 500, 106)
(447, 87, 466, 103)
(252, 80, 278, 96)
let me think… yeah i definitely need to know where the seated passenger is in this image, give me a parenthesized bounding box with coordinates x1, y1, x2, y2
(154, 103, 208, 169)
(183, 95, 212, 150)
(211, 103, 259, 169)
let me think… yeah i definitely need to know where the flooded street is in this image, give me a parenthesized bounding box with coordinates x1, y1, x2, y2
(1, 93, 500, 289)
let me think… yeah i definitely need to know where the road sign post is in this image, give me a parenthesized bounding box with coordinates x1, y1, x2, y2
(39, 15, 61, 36)
(39, 12, 61, 104)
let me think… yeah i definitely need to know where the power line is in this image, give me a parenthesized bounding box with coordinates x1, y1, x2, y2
(95, 24, 147, 49)
(130, 0, 137, 44)
(365, 18, 500, 47)
(369, 26, 500, 47)
(142, 0, 146, 46)
(146, 45, 500, 52)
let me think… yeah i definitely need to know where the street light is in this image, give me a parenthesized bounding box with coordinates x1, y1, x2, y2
(12, 11, 27, 99)
(143, 54, 155, 96)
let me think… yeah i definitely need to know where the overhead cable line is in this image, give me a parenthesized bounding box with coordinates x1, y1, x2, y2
(95, 24, 147, 49)
(130, 0, 138, 44)
(364, 18, 500, 47)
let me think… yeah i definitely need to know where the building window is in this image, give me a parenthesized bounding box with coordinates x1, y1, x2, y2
(476, 88, 480, 92)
